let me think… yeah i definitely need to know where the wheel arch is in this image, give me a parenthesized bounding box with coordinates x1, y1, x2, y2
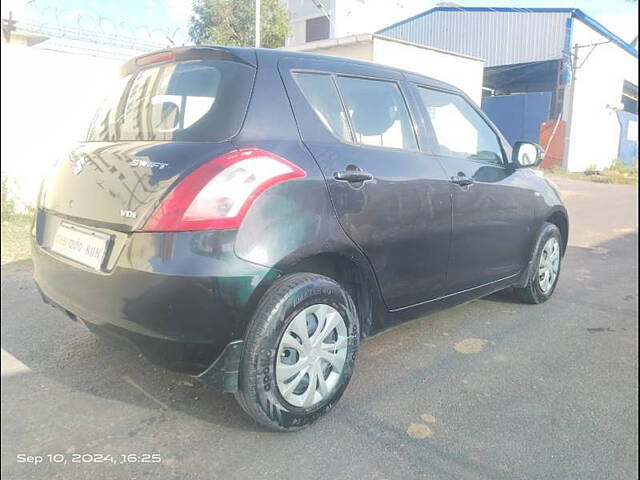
(515, 208, 569, 289)
(272, 251, 381, 339)
(546, 209, 569, 255)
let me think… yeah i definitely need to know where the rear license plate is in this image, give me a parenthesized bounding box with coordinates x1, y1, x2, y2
(51, 223, 110, 270)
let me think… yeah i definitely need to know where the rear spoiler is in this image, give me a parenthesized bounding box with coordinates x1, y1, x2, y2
(120, 46, 257, 77)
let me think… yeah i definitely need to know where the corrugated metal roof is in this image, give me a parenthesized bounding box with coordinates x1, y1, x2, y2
(377, 7, 637, 67)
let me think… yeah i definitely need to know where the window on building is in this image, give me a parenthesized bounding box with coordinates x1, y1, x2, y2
(417, 87, 504, 164)
(292, 72, 351, 142)
(337, 76, 418, 150)
(621, 81, 638, 114)
(305, 16, 330, 42)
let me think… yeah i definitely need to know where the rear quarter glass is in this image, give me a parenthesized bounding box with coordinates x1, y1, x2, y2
(87, 59, 256, 143)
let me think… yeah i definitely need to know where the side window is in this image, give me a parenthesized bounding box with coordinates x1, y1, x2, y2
(417, 87, 504, 165)
(337, 76, 418, 150)
(292, 72, 352, 142)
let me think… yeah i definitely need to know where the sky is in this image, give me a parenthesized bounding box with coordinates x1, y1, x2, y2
(1, 0, 638, 46)
(1, 0, 194, 45)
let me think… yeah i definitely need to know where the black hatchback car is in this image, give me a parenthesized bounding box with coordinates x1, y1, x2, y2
(32, 46, 568, 431)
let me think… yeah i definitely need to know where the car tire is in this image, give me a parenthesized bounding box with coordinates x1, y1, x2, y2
(235, 273, 359, 431)
(514, 222, 563, 304)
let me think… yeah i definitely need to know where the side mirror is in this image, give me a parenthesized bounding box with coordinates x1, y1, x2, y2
(512, 142, 544, 168)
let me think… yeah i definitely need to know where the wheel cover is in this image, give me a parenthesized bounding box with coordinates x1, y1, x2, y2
(275, 303, 348, 408)
(538, 237, 560, 293)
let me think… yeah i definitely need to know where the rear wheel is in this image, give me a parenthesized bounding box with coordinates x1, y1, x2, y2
(514, 222, 563, 304)
(235, 273, 359, 431)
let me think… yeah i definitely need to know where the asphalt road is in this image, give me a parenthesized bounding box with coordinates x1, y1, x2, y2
(1, 177, 638, 480)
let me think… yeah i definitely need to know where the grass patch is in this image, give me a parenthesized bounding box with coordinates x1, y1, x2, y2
(1, 214, 34, 265)
(547, 160, 638, 185)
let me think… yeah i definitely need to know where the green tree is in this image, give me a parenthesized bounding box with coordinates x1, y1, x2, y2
(189, 0, 290, 48)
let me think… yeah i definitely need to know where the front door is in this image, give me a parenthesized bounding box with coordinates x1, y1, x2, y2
(412, 85, 535, 293)
(279, 58, 452, 309)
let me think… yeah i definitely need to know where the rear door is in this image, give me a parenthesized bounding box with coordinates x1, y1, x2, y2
(410, 84, 535, 293)
(279, 57, 452, 310)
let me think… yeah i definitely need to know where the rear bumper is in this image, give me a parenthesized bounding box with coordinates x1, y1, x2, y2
(32, 213, 278, 388)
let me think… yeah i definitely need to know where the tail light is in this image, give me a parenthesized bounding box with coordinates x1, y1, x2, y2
(135, 51, 175, 67)
(143, 149, 305, 232)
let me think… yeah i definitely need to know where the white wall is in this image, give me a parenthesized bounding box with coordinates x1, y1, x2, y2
(282, 0, 332, 22)
(333, 0, 426, 38)
(282, 0, 428, 46)
(288, 19, 308, 46)
(285, 35, 484, 104)
(566, 19, 639, 172)
(372, 36, 484, 105)
(282, 0, 333, 45)
(1, 42, 132, 210)
(293, 37, 373, 60)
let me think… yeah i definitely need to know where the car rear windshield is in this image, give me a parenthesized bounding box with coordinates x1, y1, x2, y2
(87, 59, 255, 142)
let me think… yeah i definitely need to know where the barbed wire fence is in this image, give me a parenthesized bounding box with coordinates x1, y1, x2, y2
(3, 3, 191, 53)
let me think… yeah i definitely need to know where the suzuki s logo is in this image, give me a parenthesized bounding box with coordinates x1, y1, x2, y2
(120, 209, 137, 219)
(73, 156, 89, 175)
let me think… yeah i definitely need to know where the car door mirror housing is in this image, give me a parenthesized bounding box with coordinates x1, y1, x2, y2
(512, 141, 544, 168)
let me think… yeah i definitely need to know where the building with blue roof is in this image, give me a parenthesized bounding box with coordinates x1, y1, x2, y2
(378, 7, 638, 171)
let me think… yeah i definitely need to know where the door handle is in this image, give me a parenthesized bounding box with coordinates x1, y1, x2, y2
(450, 173, 474, 187)
(334, 170, 374, 183)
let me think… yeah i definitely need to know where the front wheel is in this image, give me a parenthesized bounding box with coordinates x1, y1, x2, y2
(235, 273, 359, 431)
(514, 222, 563, 304)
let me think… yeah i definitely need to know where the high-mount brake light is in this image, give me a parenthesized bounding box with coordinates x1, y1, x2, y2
(143, 149, 306, 232)
(135, 51, 176, 67)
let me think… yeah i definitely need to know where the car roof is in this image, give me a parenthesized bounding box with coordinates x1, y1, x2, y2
(134, 45, 464, 96)
(259, 47, 460, 93)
